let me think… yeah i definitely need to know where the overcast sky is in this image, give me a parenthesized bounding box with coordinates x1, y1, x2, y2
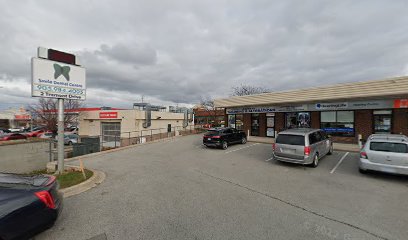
(1, 0, 408, 110)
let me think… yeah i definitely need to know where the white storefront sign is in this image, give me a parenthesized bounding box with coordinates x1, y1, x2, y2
(31, 58, 86, 100)
(226, 105, 307, 114)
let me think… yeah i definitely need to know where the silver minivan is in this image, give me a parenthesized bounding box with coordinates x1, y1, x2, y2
(272, 128, 333, 167)
(359, 134, 408, 175)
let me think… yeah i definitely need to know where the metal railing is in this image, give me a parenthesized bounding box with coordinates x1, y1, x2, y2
(47, 125, 207, 160)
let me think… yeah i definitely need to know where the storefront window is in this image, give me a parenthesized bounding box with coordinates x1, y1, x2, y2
(228, 114, 243, 130)
(236, 114, 243, 130)
(285, 112, 311, 128)
(321, 111, 354, 137)
(228, 115, 236, 128)
(374, 110, 392, 133)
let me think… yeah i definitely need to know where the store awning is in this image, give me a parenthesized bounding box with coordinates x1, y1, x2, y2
(215, 76, 408, 108)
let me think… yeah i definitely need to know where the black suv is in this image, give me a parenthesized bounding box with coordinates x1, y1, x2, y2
(203, 127, 247, 149)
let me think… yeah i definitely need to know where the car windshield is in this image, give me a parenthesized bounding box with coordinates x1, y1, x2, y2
(370, 142, 408, 153)
(276, 134, 305, 146)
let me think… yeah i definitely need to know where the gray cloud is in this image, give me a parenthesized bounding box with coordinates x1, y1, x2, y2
(1, 0, 408, 110)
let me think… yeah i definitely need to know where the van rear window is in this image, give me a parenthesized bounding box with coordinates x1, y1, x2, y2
(276, 134, 305, 146)
(370, 142, 408, 153)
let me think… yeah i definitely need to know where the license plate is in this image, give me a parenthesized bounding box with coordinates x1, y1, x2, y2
(283, 148, 295, 153)
(208, 138, 211, 141)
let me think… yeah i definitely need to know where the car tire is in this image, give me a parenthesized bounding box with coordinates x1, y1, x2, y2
(68, 141, 73, 145)
(311, 154, 319, 168)
(359, 168, 367, 174)
(241, 137, 247, 144)
(222, 141, 228, 150)
(328, 144, 334, 155)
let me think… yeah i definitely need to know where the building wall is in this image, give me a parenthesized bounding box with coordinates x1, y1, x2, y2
(243, 113, 251, 136)
(355, 110, 373, 141)
(232, 107, 408, 144)
(311, 112, 320, 129)
(393, 108, 408, 135)
(275, 112, 285, 132)
(259, 113, 266, 137)
(79, 110, 187, 137)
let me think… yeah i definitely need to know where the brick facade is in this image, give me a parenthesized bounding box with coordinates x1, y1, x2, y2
(275, 112, 285, 132)
(393, 108, 408, 135)
(259, 113, 266, 137)
(230, 108, 407, 143)
(354, 110, 373, 142)
(243, 113, 251, 136)
(311, 112, 320, 129)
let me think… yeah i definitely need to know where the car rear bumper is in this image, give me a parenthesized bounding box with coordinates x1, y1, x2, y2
(203, 142, 222, 147)
(359, 158, 408, 175)
(273, 153, 312, 165)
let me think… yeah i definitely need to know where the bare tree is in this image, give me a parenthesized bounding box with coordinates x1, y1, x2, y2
(28, 98, 83, 133)
(231, 84, 269, 96)
(199, 96, 219, 126)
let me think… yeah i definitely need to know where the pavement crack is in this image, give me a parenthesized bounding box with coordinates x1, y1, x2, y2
(195, 169, 389, 240)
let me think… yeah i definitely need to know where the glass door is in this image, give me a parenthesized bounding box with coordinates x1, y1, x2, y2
(266, 113, 275, 137)
(374, 110, 392, 133)
(251, 114, 260, 136)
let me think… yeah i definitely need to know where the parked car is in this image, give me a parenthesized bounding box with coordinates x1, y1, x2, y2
(0, 173, 63, 240)
(25, 129, 45, 137)
(203, 127, 246, 149)
(0, 133, 28, 141)
(272, 128, 333, 167)
(64, 126, 78, 135)
(38, 131, 54, 139)
(359, 134, 408, 175)
(0, 128, 10, 134)
(64, 134, 79, 145)
(8, 128, 23, 133)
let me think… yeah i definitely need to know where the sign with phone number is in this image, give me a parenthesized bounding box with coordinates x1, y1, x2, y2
(31, 57, 86, 100)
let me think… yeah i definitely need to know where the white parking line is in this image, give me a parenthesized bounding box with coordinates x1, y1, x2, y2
(225, 143, 260, 154)
(265, 157, 274, 162)
(330, 152, 349, 174)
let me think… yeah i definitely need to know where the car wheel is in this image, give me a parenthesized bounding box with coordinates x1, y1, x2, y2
(222, 141, 228, 150)
(241, 137, 247, 144)
(68, 141, 73, 145)
(359, 168, 367, 174)
(328, 144, 334, 155)
(311, 154, 319, 168)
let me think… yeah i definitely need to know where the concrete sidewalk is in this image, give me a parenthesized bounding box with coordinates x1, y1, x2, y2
(248, 136, 361, 152)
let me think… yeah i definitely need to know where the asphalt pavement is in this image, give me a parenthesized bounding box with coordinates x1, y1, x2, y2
(36, 135, 408, 240)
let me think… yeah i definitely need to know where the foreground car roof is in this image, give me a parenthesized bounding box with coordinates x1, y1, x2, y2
(369, 134, 408, 142)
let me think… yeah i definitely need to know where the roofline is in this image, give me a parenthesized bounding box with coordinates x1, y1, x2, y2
(215, 76, 408, 108)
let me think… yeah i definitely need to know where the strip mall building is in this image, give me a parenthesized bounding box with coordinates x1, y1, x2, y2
(214, 76, 408, 143)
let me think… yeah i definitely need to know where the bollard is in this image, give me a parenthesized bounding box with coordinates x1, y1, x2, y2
(358, 134, 363, 149)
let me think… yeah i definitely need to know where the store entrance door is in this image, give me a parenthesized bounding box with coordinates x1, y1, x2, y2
(251, 114, 260, 136)
(266, 113, 275, 138)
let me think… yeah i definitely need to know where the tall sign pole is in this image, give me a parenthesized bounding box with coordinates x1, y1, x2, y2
(31, 47, 86, 174)
(57, 98, 64, 173)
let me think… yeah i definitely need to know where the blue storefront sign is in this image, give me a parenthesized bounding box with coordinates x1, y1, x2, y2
(322, 127, 354, 133)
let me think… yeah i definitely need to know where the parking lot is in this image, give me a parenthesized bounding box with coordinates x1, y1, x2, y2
(37, 134, 408, 240)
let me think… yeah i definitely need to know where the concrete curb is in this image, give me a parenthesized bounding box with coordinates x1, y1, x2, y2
(65, 135, 183, 162)
(60, 169, 106, 198)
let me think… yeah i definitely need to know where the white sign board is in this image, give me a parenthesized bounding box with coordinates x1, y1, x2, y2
(31, 57, 86, 100)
